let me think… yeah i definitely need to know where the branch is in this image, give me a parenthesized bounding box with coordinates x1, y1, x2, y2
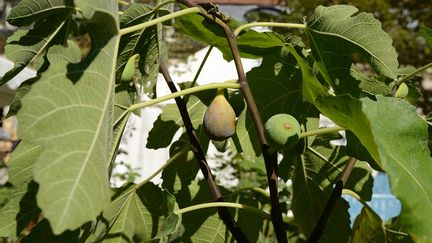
(159, 61, 250, 243)
(177, 1, 287, 242)
(307, 157, 357, 243)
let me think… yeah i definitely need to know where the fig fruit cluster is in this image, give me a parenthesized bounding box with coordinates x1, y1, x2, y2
(264, 113, 301, 150)
(203, 88, 237, 141)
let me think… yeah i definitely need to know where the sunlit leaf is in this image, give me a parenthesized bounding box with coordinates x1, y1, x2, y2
(316, 95, 432, 242)
(16, 2, 119, 233)
(306, 5, 398, 95)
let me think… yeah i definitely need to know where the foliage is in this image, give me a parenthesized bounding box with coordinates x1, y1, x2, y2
(0, 0, 431, 242)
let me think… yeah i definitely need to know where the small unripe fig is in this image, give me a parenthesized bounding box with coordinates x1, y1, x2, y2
(120, 53, 139, 82)
(265, 114, 301, 150)
(203, 88, 237, 141)
(395, 82, 409, 98)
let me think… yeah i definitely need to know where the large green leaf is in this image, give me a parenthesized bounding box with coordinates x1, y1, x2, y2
(316, 95, 432, 242)
(0, 142, 42, 236)
(1, 14, 71, 85)
(7, 0, 73, 26)
(291, 141, 354, 242)
(95, 183, 178, 242)
(16, 4, 119, 234)
(306, 5, 398, 95)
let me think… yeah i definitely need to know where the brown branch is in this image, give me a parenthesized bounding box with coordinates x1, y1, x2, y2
(176, 1, 288, 242)
(307, 157, 358, 243)
(159, 61, 249, 243)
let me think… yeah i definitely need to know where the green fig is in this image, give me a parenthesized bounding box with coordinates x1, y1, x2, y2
(395, 82, 409, 98)
(120, 53, 139, 82)
(265, 114, 301, 150)
(203, 88, 237, 141)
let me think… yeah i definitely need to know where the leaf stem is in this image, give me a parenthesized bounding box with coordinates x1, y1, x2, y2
(234, 22, 306, 36)
(184, 46, 214, 103)
(136, 150, 185, 188)
(128, 82, 240, 112)
(396, 62, 432, 85)
(174, 202, 272, 219)
(299, 126, 345, 139)
(119, 7, 201, 36)
(230, 187, 270, 199)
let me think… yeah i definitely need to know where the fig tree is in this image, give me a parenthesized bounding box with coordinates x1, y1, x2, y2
(265, 113, 301, 150)
(203, 88, 237, 141)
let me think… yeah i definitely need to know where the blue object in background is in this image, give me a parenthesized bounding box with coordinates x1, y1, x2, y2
(343, 172, 402, 225)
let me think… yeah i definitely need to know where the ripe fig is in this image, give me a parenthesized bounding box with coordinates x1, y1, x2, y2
(395, 82, 409, 98)
(203, 88, 237, 141)
(120, 53, 139, 82)
(265, 114, 301, 150)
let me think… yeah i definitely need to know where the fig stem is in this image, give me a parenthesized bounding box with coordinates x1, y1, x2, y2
(174, 202, 271, 220)
(234, 22, 305, 36)
(128, 82, 240, 112)
(395, 62, 432, 86)
(184, 46, 214, 103)
(299, 126, 345, 139)
(119, 7, 201, 36)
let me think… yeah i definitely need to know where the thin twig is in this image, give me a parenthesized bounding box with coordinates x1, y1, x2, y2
(176, 1, 288, 242)
(307, 157, 358, 243)
(159, 61, 249, 243)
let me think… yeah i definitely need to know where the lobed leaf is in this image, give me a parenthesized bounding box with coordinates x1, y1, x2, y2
(306, 5, 398, 95)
